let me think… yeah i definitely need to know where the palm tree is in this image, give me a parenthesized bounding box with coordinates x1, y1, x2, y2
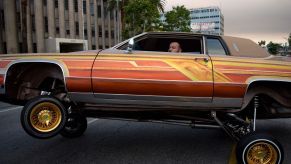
(108, 0, 128, 40)
(150, 0, 165, 13)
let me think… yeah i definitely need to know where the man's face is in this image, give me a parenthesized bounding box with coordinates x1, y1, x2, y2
(169, 42, 181, 53)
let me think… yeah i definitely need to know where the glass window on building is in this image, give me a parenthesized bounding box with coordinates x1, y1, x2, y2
(65, 0, 69, 10)
(84, 29, 87, 36)
(55, 0, 58, 8)
(44, 17, 48, 33)
(33, 43, 37, 53)
(99, 26, 102, 37)
(111, 30, 114, 39)
(83, 1, 87, 14)
(56, 27, 60, 34)
(0, 10, 4, 30)
(32, 15, 35, 31)
(19, 43, 23, 53)
(75, 22, 79, 35)
(98, 5, 101, 17)
(105, 30, 108, 38)
(74, 0, 78, 12)
(90, 3, 94, 16)
(207, 38, 226, 55)
(3, 42, 7, 54)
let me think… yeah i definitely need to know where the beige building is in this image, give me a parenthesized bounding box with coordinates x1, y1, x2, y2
(0, 0, 121, 54)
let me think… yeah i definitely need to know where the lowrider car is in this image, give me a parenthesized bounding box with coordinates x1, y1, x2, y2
(0, 32, 289, 164)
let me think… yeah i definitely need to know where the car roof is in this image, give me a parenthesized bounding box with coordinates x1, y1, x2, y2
(221, 36, 270, 58)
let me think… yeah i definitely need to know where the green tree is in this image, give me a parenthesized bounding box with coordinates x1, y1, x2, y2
(164, 5, 191, 32)
(258, 40, 266, 47)
(108, 0, 165, 39)
(267, 41, 282, 55)
(123, 0, 161, 38)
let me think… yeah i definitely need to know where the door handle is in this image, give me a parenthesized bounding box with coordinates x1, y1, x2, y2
(195, 58, 209, 63)
(204, 58, 209, 63)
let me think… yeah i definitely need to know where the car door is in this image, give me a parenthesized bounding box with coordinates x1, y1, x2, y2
(206, 36, 246, 108)
(91, 38, 213, 107)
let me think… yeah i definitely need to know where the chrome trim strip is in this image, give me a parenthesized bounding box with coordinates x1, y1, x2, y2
(4, 59, 70, 92)
(94, 93, 211, 102)
(203, 36, 207, 54)
(77, 76, 209, 83)
(246, 77, 291, 84)
(68, 76, 246, 85)
(68, 92, 242, 109)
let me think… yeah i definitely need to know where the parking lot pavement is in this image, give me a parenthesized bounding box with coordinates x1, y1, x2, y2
(0, 102, 290, 164)
(0, 101, 17, 109)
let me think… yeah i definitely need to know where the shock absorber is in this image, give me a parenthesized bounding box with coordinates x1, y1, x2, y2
(253, 96, 259, 131)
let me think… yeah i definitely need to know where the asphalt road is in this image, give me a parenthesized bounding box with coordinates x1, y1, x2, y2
(0, 101, 291, 164)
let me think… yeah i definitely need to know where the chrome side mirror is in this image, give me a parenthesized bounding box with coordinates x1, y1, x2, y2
(126, 38, 134, 54)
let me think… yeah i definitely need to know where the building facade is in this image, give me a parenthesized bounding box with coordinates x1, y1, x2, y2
(190, 6, 224, 35)
(0, 0, 122, 54)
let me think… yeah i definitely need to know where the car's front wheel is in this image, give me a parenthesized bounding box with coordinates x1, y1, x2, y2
(21, 96, 67, 139)
(236, 132, 283, 164)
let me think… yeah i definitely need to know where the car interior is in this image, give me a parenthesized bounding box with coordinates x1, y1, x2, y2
(119, 34, 203, 54)
(134, 37, 203, 54)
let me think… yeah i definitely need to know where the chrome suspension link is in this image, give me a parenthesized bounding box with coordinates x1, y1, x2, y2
(253, 96, 259, 132)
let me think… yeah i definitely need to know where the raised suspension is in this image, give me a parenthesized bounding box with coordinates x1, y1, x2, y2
(211, 96, 261, 141)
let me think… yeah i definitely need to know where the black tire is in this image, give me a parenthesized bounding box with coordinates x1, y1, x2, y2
(236, 132, 284, 164)
(60, 113, 87, 138)
(21, 96, 67, 139)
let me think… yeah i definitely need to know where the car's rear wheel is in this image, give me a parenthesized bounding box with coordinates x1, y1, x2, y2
(60, 113, 87, 138)
(21, 96, 67, 139)
(236, 132, 283, 164)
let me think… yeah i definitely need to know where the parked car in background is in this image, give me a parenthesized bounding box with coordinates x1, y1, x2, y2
(1, 32, 289, 164)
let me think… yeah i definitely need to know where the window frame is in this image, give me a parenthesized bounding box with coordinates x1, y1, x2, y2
(114, 33, 205, 55)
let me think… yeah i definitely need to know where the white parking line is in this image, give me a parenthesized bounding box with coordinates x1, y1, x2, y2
(88, 118, 98, 124)
(0, 106, 23, 113)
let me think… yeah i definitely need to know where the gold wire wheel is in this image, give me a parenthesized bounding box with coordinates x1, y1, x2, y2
(29, 102, 62, 133)
(246, 142, 278, 164)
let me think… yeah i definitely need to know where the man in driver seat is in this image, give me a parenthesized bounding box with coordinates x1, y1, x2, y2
(169, 42, 182, 53)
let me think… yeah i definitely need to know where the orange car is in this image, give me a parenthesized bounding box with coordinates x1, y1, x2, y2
(0, 32, 288, 164)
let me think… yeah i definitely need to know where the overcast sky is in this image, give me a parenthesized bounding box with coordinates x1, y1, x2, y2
(165, 0, 291, 44)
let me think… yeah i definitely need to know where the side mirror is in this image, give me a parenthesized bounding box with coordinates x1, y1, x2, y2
(126, 38, 134, 54)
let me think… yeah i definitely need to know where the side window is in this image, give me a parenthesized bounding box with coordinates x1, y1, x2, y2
(118, 36, 203, 54)
(207, 38, 226, 55)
